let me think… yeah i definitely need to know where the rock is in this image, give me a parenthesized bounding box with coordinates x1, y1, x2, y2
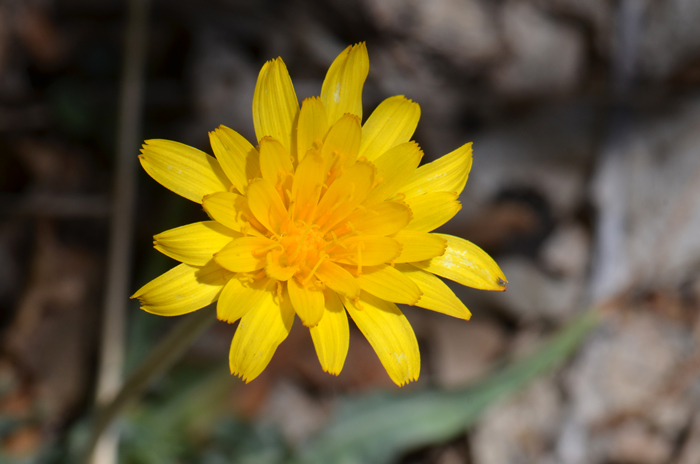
(590, 95, 700, 301)
(639, 0, 700, 80)
(540, 222, 590, 278)
(463, 102, 595, 219)
(437, 447, 468, 464)
(481, 222, 590, 321)
(428, 317, 506, 388)
(535, 0, 613, 56)
(488, 257, 582, 321)
(472, 378, 562, 464)
(567, 312, 694, 424)
(491, 1, 586, 97)
(678, 412, 700, 464)
(604, 421, 673, 464)
(557, 310, 698, 463)
(361, 0, 502, 67)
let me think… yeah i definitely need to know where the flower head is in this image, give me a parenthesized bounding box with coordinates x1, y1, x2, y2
(132, 43, 506, 386)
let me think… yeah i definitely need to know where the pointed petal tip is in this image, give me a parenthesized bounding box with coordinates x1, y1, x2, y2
(341, 112, 362, 124)
(394, 95, 420, 110)
(217, 312, 237, 324)
(319, 362, 342, 376)
(231, 368, 259, 384)
(259, 135, 281, 145)
(342, 42, 366, 53)
(230, 366, 244, 380)
(141, 139, 160, 150)
(210, 124, 228, 134)
(463, 141, 474, 155)
(263, 56, 286, 70)
(395, 375, 419, 388)
(406, 292, 423, 306)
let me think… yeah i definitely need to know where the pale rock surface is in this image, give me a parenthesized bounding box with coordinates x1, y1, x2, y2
(539, 222, 590, 278)
(491, 1, 585, 97)
(567, 312, 694, 424)
(465, 103, 594, 218)
(491, 257, 582, 321)
(604, 420, 673, 464)
(535, 0, 613, 55)
(639, 0, 700, 79)
(429, 317, 506, 387)
(555, 310, 698, 463)
(472, 378, 562, 464)
(591, 95, 700, 298)
(678, 411, 700, 464)
(361, 0, 502, 66)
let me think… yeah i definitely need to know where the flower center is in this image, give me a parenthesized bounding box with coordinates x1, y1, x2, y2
(279, 220, 328, 267)
(262, 218, 331, 286)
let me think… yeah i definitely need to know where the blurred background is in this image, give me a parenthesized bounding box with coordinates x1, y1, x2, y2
(2, 0, 700, 463)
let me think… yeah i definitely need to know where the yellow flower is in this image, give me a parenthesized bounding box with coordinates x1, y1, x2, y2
(132, 43, 506, 386)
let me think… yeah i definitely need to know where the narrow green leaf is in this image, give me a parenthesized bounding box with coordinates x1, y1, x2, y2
(297, 310, 599, 464)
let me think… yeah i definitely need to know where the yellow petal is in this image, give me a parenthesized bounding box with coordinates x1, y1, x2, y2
(265, 250, 298, 281)
(364, 142, 423, 205)
(309, 289, 349, 375)
(356, 264, 422, 305)
(344, 292, 420, 386)
(315, 160, 375, 232)
(209, 125, 260, 193)
(359, 95, 421, 161)
(330, 235, 401, 266)
(395, 264, 471, 319)
(259, 136, 293, 187)
(131, 261, 231, 316)
(202, 191, 266, 235)
(411, 234, 507, 291)
(400, 142, 473, 199)
(229, 288, 295, 382)
(287, 277, 325, 327)
(315, 260, 360, 299)
(320, 113, 362, 170)
(252, 58, 299, 155)
(297, 97, 329, 162)
(352, 201, 412, 236)
(139, 139, 232, 204)
(392, 230, 446, 263)
(404, 192, 461, 232)
(154, 221, 240, 266)
(217, 276, 272, 323)
(320, 43, 369, 125)
(291, 151, 324, 223)
(247, 178, 288, 235)
(214, 236, 276, 273)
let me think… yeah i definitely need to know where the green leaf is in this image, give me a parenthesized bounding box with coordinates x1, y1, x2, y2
(296, 310, 599, 464)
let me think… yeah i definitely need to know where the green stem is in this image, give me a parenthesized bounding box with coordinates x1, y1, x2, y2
(81, 306, 217, 464)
